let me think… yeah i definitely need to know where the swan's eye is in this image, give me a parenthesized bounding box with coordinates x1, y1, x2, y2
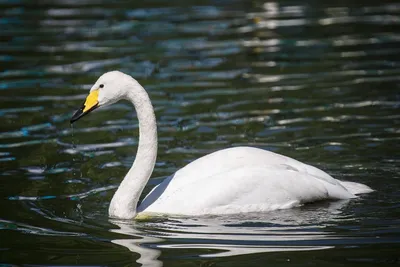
(100, 84, 104, 88)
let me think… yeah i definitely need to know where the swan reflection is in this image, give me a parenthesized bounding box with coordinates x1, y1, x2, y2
(110, 221, 163, 267)
(110, 200, 350, 265)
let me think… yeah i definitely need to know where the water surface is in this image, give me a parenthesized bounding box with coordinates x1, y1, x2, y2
(1, 0, 399, 266)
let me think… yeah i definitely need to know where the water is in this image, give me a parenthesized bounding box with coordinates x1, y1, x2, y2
(1, 0, 399, 266)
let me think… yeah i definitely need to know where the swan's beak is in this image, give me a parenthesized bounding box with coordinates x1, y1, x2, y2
(70, 89, 99, 123)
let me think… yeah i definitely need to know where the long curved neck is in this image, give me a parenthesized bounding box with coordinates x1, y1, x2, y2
(109, 80, 157, 219)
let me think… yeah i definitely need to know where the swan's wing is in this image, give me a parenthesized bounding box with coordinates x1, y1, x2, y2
(139, 164, 354, 215)
(164, 146, 346, 190)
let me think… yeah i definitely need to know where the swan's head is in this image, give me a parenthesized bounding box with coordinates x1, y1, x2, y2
(70, 71, 134, 123)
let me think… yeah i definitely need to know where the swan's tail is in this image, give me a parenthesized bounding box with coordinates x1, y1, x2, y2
(340, 181, 374, 195)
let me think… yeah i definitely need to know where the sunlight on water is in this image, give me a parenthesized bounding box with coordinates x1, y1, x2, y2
(0, 0, 399, 266)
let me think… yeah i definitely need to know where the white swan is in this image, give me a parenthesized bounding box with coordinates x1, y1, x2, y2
(70, 71, 373, 220)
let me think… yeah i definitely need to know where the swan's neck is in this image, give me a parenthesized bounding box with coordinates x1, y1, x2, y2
(109, 81, 157, 219)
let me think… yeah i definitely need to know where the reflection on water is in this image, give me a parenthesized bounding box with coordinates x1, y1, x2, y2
(111, 222, 163, 267)
(1, 0, 399, 266)
(110, 201, 347, 265)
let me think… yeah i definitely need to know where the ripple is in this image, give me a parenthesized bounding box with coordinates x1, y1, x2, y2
(62, 140, 136, 154)
(9, 184, 117, 202)
(0, 139, 55, 148)
(0, 219, 86, 237)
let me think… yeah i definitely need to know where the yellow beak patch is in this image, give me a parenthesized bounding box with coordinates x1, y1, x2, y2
(83, 89, 99, 113)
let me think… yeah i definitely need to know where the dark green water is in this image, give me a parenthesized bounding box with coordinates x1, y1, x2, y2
(1, 0, 399, 266)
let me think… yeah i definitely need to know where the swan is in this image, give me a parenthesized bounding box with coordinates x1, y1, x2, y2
(70, 71, 373, 220)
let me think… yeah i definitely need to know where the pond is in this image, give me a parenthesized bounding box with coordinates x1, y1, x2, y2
(0, 0, 399, 266)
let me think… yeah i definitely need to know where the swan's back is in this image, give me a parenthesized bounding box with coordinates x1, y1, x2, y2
(138, 147, 372, 215)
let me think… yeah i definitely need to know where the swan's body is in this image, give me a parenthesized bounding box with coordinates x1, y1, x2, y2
(137, 146, 370, 216)
(71, 71, 373, 219)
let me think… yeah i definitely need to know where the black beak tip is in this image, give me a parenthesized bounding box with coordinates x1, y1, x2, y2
(70, 103, 98, 124)
(70, 106, 85, 124)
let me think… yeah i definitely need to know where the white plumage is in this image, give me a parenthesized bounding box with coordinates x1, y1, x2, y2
(139, 146, 371, 215)
(71, 71, 373, 220)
